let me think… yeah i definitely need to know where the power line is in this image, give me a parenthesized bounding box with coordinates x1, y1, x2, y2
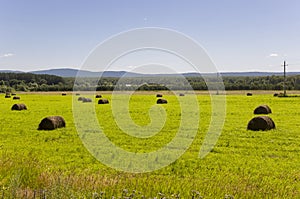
(287, 63, 300, 66)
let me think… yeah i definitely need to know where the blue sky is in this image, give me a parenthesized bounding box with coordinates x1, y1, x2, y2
(0, 0, 299, 72)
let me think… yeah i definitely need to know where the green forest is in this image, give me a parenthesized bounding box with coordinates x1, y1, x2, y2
(1, 72, 300, 92)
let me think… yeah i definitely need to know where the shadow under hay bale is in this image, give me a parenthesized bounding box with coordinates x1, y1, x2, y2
(156, 94, 163, 97)
(78, 97, 84, 101)
(247, 116, 275, 131)
(98, 99, 109, 104)
(82, 98, 92, 103)
(62, 93, 67, 96)
(11, 103, 27, 111)
(13, 96, 20, 100)
(95, 94, 102, 98)
(11, 93, 16, 96)
(38, 116, 66, 130)
(254, 105, 272, 114)
(75, 93, 80, 96)
(5, 95, 11, 98)
(157, 98, 167, 104)
(246, 93, 253, 96)
(273, 93, 279, 97)
(179, 93, 185, 96)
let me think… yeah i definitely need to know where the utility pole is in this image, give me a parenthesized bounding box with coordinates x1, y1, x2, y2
(283, 60, 287, 96)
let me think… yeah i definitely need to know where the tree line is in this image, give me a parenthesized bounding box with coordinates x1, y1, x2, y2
(0, 73, 70, 92)
(1, 72, 300, 92)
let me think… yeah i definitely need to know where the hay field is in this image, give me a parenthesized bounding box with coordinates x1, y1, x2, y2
(0, 92, 300, 198)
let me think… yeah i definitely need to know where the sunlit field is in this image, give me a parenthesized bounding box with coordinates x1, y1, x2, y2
(1, 91, 300, 198)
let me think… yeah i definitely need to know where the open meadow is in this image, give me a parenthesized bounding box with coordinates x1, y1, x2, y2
(1, 91, 300, 198)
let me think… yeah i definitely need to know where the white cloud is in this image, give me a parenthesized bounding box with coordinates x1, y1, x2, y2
(127, 65, 136, 69)
(0, 53, 14, 58)
(269, 53, 278, 57)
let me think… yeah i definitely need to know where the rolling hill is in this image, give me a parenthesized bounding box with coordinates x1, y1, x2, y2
(0, 68, 300, 77)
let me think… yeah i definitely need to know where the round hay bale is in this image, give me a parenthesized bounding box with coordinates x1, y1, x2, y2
(273, 93, 279, 97)
(98, 99, 109, 104)
(38, 116, 66, 130)
(82, 98, 92, 103)
(11, 103, 27, 111)
(62, 93, 67, 96)
(156, 94, 163, 97)
(247, 116, 275, 131)
(254, 105, 272, 114)
(78, 97, 84, 101)
(75, 93, 80, 96)
(95, 94, 102, 98)
(179, 93, 185, 96)
(13, 96, 20, 100)
(157, 98, 167, 104)
(246, 93, 253, 96)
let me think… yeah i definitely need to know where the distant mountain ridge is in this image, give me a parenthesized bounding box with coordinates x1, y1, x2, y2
(31, 68, 102, 77)
(1, 68, 300, 77)
(30, 68, 146, 77)
(0, 70, 23, 73)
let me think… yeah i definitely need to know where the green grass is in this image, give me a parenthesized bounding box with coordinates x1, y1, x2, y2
(1, 92, 300, 198)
